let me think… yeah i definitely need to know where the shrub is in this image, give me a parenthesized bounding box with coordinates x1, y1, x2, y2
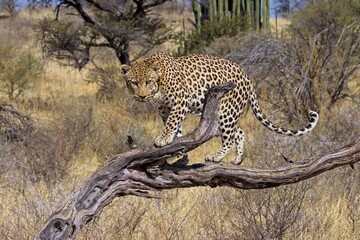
(173, 15, 249, 56)
(0, 46, 43, 100)
(1, 100, 93, 186)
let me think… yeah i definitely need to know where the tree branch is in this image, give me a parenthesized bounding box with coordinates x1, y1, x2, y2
(84, 0, 117, 16)
(0, 102, 33, 142)
(35, 82, 360, 239)
(57, 0, 96, 25)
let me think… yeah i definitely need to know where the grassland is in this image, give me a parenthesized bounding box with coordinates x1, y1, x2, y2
(0, 7, 359, 240)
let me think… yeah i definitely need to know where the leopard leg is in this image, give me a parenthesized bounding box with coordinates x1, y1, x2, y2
(205, 126, 235, 163)
(205, 96, 238, 163)
(156, 99, 189, 163)
(176, 125, 183, 137)
(155, 100, 188, 147)
(158, 104, 170, 125)
(231, 127, 245, 165)
(158, 105, 182, 137)
(157, 104, 187, 163)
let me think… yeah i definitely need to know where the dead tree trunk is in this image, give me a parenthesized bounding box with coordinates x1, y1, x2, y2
(36, 82, 360, 240)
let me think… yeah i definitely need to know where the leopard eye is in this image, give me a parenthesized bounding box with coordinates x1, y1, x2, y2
(131, 81, 138, 87)
(145, 80, 151, 85)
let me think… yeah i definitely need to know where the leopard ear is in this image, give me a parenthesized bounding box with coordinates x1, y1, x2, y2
(121, 64, 130, 74)
(151, 61, 163, 78)
(151, 61, 160, 72)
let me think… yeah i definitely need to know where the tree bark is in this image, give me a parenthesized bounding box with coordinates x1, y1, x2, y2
(35, 82, 360, 239)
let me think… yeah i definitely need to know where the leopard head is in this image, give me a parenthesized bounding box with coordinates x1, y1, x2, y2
(121, 61, 161, 102)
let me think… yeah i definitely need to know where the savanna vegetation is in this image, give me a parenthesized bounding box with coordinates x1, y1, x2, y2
(0, 0, 359, 239)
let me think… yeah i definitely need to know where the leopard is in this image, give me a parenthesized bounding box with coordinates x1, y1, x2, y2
(121, 53, 319, 165)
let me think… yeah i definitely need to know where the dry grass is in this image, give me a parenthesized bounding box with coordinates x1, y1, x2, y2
(270, 17, 290, 37)
(0, 7, 359, 240)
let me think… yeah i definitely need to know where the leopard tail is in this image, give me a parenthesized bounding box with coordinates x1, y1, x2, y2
(248, 87, 319, 136)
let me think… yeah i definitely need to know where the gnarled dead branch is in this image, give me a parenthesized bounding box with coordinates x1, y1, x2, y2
(0, 102, 33, 142)
(36, 82, 360, 240)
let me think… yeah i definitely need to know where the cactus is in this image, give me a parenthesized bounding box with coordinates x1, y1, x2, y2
(177, 1, 270, 56)
(255, 0, 260, 31)
(192, 0, 202, 31)
(263, 0, 270, 31)
(210, 0, 217, 21)
(218, 0, 223, 20)
(193, 0, 270, 31)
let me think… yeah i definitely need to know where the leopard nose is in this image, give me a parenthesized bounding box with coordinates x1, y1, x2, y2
(139, 95, 146, 100)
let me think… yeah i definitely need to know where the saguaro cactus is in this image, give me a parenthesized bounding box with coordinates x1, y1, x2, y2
(192, 0, 202, 31)
(262, 0, 270, 30)
(193, 0, 270, 31)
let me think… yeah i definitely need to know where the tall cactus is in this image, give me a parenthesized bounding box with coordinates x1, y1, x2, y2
(181, 0, 270, 55)
(192, 0, 202, 31)
(255, 0, 260, 31)
(263, 0, 270, 31)
(193, 0, 270, 32)
(218, 0, 224, 20)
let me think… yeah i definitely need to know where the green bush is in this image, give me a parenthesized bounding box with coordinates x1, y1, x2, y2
(0, 46, 43, 100)
(174, 15, 249, 56)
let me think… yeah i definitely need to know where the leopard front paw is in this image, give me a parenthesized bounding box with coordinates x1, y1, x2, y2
(205, 154, 222, 163)
(154, 133, 175, 147)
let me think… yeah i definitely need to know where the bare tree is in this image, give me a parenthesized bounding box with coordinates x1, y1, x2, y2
(35, 83, 360, 239)
(274, 0, 307, 16)
(289, 1, 360, 109)
(0, 0, 18, 17)
(36, 0, 171, 68)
